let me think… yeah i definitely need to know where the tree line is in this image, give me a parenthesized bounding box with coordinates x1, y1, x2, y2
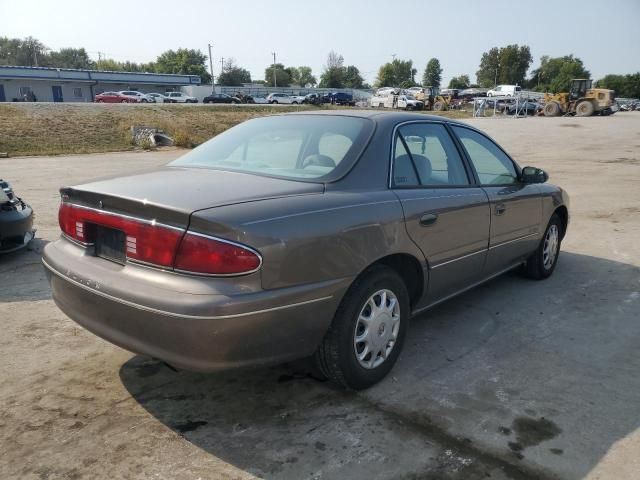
(1, 36, 639, 97)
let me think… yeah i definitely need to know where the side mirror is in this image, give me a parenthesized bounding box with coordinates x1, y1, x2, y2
(521, 166, 548, 183)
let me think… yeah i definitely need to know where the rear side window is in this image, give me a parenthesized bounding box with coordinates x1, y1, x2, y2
(452, 126, 518, 185)
(392, 123, 469, 187)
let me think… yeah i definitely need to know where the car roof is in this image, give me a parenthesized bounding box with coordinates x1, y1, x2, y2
(287, 109, 470, 128)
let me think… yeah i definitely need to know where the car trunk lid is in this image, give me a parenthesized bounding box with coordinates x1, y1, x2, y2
(61, 166, 324, 228)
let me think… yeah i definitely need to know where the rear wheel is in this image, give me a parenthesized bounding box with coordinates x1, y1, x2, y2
(315, 266, 409, 390)
(523, 214, 562, 280)
(97, 99, 104, 103)
(543, 102, 561, 117)
(576, 100, 595, 117)
(121, 100, 128, 103)
(433, 101, 445, 111)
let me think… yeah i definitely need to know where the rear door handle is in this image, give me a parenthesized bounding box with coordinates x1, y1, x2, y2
(495, 204, 507, 215)
(420, 213, 438, 226)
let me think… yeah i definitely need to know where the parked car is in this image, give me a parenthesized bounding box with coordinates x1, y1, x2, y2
(440, 88, 460, 98)
(458, 88, 489, 100)
(43, 112, 569, 390)
(165, 92, 198, 103)
(266, 93, 295, 104)
(0, 179, 35, 253)
(330, 92, 356, 106)
(303, 93, 331, 105)
(486, 85, 522, 97)
(147, 93, 175, 103)
(119, 91, 155, 103)
(95, 91, 138, 103)
(290, 94, 307, 103)
(203, 93, 241, 104)
(506, 100, 541, 116)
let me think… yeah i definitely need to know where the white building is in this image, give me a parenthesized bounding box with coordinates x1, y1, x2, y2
(0, 65, 201, 102)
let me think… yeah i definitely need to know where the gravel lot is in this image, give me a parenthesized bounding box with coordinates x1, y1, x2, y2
(1, 113, 639, 480)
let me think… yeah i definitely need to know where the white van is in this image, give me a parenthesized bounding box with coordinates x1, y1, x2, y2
(486, 85, 522, 97)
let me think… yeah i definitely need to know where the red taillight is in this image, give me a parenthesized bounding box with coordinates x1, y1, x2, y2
(174, 232, 261, 275)
(58, 203, 183, 267)
(59, 203, 261, 275)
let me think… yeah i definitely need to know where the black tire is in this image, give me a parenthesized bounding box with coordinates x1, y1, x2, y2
(292, 101, 298, 104)
(576, 100, 594, 117)
(314, 265, 410, 390)
(433, 101, 445, 111)
(543, 102, 561, 117)
(523, 214, 562, 280)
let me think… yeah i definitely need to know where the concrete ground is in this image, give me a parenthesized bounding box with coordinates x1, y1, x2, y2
(1, 113, 639, 480)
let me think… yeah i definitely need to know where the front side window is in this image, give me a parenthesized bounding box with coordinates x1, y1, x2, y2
(392, 123, 469, 187)
(170, 115, 372, 181)
(452, 126, 518, 185)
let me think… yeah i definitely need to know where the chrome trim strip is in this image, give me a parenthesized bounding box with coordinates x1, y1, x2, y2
(402, 192, 485, 202)
(489, 232, 538, 250)
(242, 200, 398, 226)
(65, 202, 185, 232)
(61, 232, 94, 248)
(42, 258, 332, 320)
(431, 248, 487, 269)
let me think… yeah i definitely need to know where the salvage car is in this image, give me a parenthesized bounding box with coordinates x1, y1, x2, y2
(203, 93, 241, 104)
(43, 111, 569, 389)
(95, 91, 138, 103)
(1, 179, 35, 253)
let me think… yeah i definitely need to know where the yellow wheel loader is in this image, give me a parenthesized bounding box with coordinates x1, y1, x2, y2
(543, 79, 615, 117)
(414, 87, 451, 111)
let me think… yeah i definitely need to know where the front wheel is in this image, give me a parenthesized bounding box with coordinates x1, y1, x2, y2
(522, 214, 562, 280)
(315, 266, 409, 390)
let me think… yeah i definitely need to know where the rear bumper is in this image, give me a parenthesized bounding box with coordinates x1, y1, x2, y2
(43, 239, 347, 371)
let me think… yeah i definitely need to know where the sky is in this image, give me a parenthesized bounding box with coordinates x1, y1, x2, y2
(1, 0, 639, 85)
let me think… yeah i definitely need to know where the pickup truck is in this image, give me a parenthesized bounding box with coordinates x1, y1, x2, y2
(370, 93, 423, 110)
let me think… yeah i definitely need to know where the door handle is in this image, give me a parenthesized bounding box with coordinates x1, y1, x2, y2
(495, 204, 507, 215)
(420, 213, 438, 226)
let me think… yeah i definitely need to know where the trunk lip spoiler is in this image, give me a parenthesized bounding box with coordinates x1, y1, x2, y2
(59, 201, 264, 278)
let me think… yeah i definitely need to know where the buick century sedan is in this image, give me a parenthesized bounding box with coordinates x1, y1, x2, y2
(43, 111, 569, 389)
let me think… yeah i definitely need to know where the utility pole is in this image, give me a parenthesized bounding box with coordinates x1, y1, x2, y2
(207, 43, 215, 93)
(272, 52, 277, 87)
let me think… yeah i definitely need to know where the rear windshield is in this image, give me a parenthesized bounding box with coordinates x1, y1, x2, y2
(170, 115, 372, 180)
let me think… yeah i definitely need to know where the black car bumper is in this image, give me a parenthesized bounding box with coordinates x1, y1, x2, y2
(0, 204, 35, 253)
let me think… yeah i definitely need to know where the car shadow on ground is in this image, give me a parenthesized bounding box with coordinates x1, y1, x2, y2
(119, 251, 640, 479)
(0, 237, 51, 302)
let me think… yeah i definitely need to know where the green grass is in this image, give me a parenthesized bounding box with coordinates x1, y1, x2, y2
(0, 103, 471, 156)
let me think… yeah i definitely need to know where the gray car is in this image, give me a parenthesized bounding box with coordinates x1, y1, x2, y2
(43, 111, 569, 389)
